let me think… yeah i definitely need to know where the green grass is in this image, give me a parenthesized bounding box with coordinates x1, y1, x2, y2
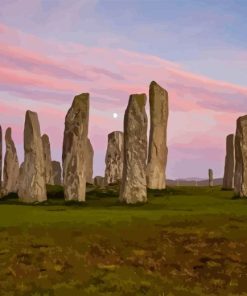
(1, 185, 247, 295)
(0, 186, 244, 227)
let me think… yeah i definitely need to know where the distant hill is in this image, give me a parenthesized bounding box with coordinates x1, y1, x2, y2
(167, 178, 223, 186)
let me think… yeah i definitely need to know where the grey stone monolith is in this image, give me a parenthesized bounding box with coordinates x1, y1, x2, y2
(234, 115, 247, 197)
(147, 81, 169, 189)
(2, 128, 19, 195)
(223, 134, 235, 190)
(119, 94, 148, 204)
(18, 111, 47, 203)
(42, 134, 54, 185)
(62, 93, 89, 201)
(105, 131, 124, 185)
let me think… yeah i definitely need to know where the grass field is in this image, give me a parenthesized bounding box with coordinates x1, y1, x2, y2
(0, 185, 247, 295)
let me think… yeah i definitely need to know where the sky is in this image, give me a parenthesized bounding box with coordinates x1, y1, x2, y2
(0, 0, 247, 179)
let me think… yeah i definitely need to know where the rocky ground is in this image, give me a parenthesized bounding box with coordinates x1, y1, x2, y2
(0, 185, 247, 295)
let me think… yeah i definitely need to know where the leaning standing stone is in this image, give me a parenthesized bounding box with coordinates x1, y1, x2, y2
(42, 134, 54, 185)
(18, 111, 47, 203)
(223, 134, 235, 190)
(147, 81, 169, 189)
(2, 128, 19, 195)
(105, 131, 124, 185)
(234, 115, 247, 197)
(120, 94, 148, 204)
(62, 93, 89, 201)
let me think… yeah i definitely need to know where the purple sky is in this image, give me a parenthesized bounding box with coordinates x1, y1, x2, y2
(0, 0, 247, 179)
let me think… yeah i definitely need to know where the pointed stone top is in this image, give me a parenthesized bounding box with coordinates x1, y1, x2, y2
(24, 110, 41, 150)
(237, 115, 247, 125)
(26, 110, 38, 117)
(150, 80, 163, 88)
(25, 110, 39, 127)
(150, 81, 168, 96)
(41, 134, 50, 144)
(72, 93, 89, 108)
(226, 134, 235, 141)
(66, 94, 90, 128)
(42, 133, 49, 139)
(108, 131, 123, 138)
(128, 93, 147, 109)
(5, 127, 12, 140)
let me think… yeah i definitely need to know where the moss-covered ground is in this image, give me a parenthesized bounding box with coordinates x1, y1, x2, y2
(0, 185, 247, 295)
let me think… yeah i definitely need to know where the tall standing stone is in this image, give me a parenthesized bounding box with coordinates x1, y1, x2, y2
(0, 126, 2, 196)
(52, 161, 62, 185)
(120, 94, 148, 204)
(86, 138, 94, 184)
(147, 81, 169, 189)
(105, 131, 124, 185)
(223, 134, 235, 190)
(234, 115, 247, 197)
(18, 111, 47, 203)
(208, 169, 213, 187)
(2, 128, 19, 195)
(62, 93, 89, 201)
(42, 134, 54, 185)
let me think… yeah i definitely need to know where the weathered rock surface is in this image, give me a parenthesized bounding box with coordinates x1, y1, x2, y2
(105, 131, 124, 185)
(234, 115, 247, 197)
(0, 126, 2, 195)
(52, 161, 62, 185)
(120, 94, 148, 204)
(2, 128, 19, 195)
(94, 176, 105, 188)
(208, 169, 214, 187)
(18, 111, 47, 203)
(42, 134, 54, 185)
(223, 134, 235, 190)
(86, 138, 94, 184)
(147, 81, 169, 189)
(62, 93, 89, 201)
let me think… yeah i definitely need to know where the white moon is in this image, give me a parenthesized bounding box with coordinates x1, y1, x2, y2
(113, 113, 118, 119)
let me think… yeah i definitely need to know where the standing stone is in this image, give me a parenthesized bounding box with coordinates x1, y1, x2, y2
(52, 161, 62, 185)
(223, 134, 235, 190)
(42, 134, 54, 185)
(234, 115, 247, 197)
(18, 111, 47, 203)
(0, 126, 2, 195)
(208, 169, 213, 187)
(2, 128, 19, 195)
(147, 81, 169, 189)
(120, 94, 148, 204)
(86, 138, 94, 184)
(94, 176, 105, 188)
(105, 131, 124, 185)
(62, 93, 89, 201)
